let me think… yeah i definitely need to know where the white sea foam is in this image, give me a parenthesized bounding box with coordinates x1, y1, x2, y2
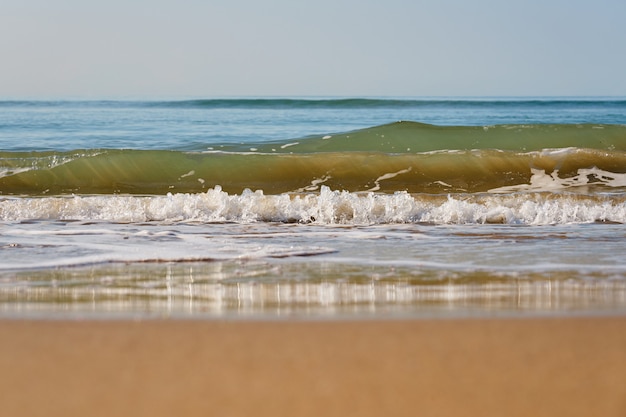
(490, 167, 626, 193)
(0, 151, 99, 179)
(0, 167, 30, 178)
(179, 170, 195, 179)
(293, 175, 332, 192)
(367, 167, 413, 192)
(1, 186, 625, 225)
(0, 224, 336, 270)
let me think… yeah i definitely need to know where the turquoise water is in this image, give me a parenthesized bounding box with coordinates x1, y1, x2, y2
(1, 98, 625, 318)
(2, 98, 626, 151)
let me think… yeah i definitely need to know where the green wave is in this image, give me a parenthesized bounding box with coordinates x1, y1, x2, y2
(245, 122, 626, 154)
(2, 122, 625, 195)
(1, 147, 625, 195)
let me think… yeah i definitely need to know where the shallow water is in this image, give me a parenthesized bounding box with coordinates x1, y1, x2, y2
(1, 221, 625, 318)
(1, 98, 625, 318)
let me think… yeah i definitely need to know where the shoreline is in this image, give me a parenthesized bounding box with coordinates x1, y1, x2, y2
(2, 316, 625, 417)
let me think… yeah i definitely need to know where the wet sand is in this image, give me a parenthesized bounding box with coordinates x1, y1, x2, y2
(1, 317, 625, 417)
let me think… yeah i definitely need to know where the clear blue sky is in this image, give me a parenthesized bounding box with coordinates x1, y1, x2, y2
(2, 0, 625, 98)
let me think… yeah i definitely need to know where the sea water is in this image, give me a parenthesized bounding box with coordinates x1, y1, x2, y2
(1, 98, 625, 318)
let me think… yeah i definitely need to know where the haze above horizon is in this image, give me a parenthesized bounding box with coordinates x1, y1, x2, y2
(2, 0, 625, 98)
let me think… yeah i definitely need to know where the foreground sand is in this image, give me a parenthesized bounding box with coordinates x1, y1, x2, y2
(1, 317, 625, 417)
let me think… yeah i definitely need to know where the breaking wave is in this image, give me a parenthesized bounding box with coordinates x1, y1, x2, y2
(2, 186, 625, 225)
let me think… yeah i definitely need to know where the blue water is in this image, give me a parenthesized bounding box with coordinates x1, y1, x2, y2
(2, 97, 625, 151)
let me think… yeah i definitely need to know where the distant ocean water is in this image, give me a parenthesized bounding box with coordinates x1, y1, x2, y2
(1, 98, 625, 318)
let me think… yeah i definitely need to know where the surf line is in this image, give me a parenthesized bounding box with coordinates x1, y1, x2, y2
(367, 167, 412, 192)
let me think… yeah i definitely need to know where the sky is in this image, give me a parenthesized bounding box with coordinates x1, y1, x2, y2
(1, 0, 625, 98)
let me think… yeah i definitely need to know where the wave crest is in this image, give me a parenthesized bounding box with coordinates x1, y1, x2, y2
(2, 186, 625, 225)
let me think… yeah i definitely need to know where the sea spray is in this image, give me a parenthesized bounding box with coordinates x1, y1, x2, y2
(2, 186, 625, 225)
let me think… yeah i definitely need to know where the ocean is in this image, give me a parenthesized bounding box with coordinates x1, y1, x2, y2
(1, 98, 625, 318)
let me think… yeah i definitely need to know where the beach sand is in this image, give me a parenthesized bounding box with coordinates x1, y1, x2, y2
(1, 317, 625, 417)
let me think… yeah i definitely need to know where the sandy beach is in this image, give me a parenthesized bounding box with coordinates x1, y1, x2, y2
(1, 317, 625, 417)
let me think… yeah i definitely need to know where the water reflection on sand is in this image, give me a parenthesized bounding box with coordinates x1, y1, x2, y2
(2, 261, 625, 318)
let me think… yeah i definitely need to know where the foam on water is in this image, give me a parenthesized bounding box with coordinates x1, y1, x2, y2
(2, 219, 625, 275)
(490, 167, 626, 193)
(1, 186, 625, 225)
(0, 223, 336, 270)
